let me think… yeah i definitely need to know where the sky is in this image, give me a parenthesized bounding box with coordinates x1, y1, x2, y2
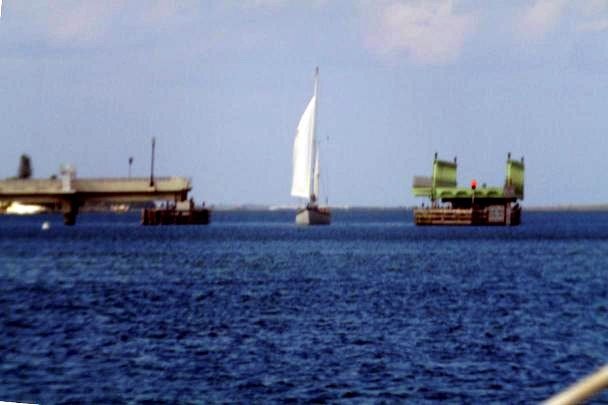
(1, 0, 608, 207)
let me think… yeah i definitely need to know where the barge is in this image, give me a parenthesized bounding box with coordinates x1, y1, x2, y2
(412, 153, 524, 226)
(141, 200, 210, 225)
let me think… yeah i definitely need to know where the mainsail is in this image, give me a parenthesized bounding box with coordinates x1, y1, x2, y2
(291, 94, 317, 199)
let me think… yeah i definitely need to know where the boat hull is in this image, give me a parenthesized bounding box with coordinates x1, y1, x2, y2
(295, 207, 331, 225)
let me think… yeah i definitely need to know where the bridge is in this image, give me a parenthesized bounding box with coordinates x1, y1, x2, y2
(0, 174, 191, 225)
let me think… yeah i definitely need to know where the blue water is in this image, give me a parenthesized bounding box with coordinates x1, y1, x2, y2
(1, 210, 608, 403)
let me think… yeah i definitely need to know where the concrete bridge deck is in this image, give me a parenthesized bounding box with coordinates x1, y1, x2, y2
(0, 176, 192, 224)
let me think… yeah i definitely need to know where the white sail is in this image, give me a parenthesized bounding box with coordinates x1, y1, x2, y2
(0, 0, 3, 18)
(313, 147, 320, 200)
(291, 94, 316, 199)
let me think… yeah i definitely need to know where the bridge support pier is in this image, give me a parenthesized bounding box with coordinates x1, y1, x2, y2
(62, 201, 79, 226)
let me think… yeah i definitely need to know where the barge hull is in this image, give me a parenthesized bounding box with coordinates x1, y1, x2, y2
(414, 205, 521, 226)
(141, 208, 210, 225)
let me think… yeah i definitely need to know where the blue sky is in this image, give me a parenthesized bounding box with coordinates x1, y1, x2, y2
(1, 0, 608, 207)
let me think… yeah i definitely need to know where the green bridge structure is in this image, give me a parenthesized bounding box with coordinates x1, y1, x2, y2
(412, 153, 525, 225)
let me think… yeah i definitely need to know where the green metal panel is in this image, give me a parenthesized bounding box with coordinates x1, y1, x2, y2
(432, 160, 457, 188)
(412, 176, 432, 197)
(435, 187, 506, 199)
(412, 187, 433, 197)
(506, 159, 524, 199)
(431, 158, 457, 201)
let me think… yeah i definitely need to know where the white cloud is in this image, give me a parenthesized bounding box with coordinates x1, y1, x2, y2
(45, 1, 121, 43)
(577, 0, 608, 16)
(515, 0, 608, 38)
(575, 0, 608, 32)
(577, 18, 608, 32)
(5, 0, 200, 46)
(243, 0, 289, 7)
(515, 0, 567, 41)
(364, 0, 476, 65)
(240, 0, 327, 8)
(9, 0, 324, 47)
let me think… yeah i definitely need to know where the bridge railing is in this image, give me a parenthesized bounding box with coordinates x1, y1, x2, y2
(73, 177, 191, 192)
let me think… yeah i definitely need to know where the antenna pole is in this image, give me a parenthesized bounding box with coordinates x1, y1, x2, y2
(149, 137, 156, 187)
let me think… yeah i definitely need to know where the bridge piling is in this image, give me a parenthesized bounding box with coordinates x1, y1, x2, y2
(62, 200, 79, 225)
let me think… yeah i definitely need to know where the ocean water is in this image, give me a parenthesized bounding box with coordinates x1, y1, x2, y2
(1, 209, 608, 403)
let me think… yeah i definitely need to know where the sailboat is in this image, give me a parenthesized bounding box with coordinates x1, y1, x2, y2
(291, 67, 331, 225)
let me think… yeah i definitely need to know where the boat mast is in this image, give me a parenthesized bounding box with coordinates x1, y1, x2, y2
(309, 67, 319, 203)
(313, 148, 320, 201)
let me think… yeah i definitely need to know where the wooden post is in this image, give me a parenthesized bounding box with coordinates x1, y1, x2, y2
(543, 365, 608, 405)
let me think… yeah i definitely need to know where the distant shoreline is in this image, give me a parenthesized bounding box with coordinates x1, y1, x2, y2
(212, 205, 608, 212)
(5, 204, 608, 215)
(525, 205, 608, 212)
